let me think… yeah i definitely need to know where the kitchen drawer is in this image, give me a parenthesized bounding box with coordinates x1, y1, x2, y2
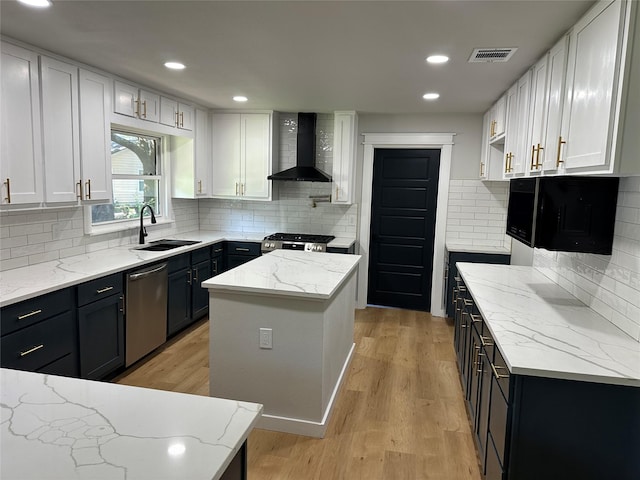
(1, 288, 72, 335)
(211, 242, 225, 257)
(168, 253, 191, 274)
(493, 346, 511, 400)
(191, 246, 211, 264)
(227, 254, 256, 270)
(77, 272, 123, 307)
(226, 241, 260, 256)
(1, 311, 75, 372)
(489, 374, 509, 467)
(37, 352, 78, 377)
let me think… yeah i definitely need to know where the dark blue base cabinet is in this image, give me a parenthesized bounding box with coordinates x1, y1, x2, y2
(453, 279, 640, 480)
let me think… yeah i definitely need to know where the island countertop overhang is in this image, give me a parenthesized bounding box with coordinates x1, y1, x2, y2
(202, 250, 361, 300)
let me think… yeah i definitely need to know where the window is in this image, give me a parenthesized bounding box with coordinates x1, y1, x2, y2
(91, 131, 163, 225)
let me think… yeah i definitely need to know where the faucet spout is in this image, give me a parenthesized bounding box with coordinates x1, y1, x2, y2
(139, 204, 157, 244)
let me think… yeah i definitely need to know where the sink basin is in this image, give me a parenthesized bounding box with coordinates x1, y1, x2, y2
(135, 239, 201, 252)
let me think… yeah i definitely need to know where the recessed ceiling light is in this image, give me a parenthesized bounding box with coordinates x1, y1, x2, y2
(423, 93, 440, 100)
(164, 62, 185, 70)
(426, 55, 449, 64)
(17, 0, 51, 7)
(233, 96, 248, 102)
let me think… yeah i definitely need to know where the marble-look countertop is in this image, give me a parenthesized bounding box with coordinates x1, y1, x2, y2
(457, 263, 640, 387)
(0, 368, 262, 480)
(202, 249, 361, 300)
(0, 231, 356, 307)
(445, 242, 511, 255)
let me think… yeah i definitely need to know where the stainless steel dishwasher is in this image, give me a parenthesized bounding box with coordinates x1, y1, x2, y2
(125, 262, 168, 366)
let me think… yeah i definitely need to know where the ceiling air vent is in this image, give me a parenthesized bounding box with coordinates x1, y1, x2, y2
(468, 47, 518, 63)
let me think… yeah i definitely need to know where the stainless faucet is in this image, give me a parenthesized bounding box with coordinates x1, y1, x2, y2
(139, 204, 157, 244)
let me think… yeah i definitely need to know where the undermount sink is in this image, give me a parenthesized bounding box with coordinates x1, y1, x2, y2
(135, 239, 201, 252)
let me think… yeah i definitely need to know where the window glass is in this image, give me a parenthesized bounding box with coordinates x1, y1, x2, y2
(91, 131, 162, 225)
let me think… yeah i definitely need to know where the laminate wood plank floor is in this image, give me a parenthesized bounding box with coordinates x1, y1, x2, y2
(114, 307, 482, 480)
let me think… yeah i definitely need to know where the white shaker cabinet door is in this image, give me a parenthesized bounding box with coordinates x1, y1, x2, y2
(113, 81, 138, 118)
(194, 108, 210, 196)
(561, 0, 624, 172)
(177, 103, 193, 131)
(40, 56, 81, 203)
(78, 69, 112, 202)
(211, 113, 241, 198)
(512, 70, 532, 177)
(0, 43, 43, 205)
(138, 89, 159, 123)
(527, 54, 549, 173)
(542, 35, 569, 173)
(503, 83, 519, 178)
(160, 96, 178, 128)
(241, 113, 271, 200)
(332, 111, 357, 204)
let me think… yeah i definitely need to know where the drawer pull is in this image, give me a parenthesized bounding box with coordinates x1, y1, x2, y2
(96, 286, 114, 294)
(18, 309, 42, 320)
(480, 336, 494, 347)
(491, 363, 510, 380)
(213, 248, 223, 253)
(235, 247, 250, 252)
(470, 314, 482, 323)
(20, 344, 44, 357)
(463, 298, 473, 306)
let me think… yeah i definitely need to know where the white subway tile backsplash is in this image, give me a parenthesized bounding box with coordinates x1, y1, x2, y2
(533, 176, 640, 341)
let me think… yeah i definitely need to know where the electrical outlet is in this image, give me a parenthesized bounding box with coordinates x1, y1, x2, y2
(259, 328, 272, 349)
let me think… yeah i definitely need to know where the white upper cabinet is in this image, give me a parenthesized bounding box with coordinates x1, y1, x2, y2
(0, 43, 44, 205)
(78, 69, 113, 203)
(114, 81, 160, 123)
(40, 56, 81, 203)
(503, 83, 519, 177)
(560, 0, 639, 174)
(541, 36, 569, 173)
(527, 54, 549, 173)
(332, 111, 358, 204)
(211, 112, 275, 201)
(160, 97, 193, 131)
(172, 108, 210, 199)
(488, 94, 507, 142)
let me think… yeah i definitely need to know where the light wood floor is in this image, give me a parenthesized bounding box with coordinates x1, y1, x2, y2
(114, 308, 482, 480)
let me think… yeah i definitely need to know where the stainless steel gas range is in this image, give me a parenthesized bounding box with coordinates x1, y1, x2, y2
(261, 233, 336, 254)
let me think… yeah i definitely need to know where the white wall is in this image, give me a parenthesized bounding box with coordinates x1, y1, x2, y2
(533, 176, 640, 341)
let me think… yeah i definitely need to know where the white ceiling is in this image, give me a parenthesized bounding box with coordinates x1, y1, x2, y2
(0, 0, 595, 114)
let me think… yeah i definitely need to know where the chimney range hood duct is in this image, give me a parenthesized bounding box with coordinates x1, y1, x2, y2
(268, 112, 331, 182)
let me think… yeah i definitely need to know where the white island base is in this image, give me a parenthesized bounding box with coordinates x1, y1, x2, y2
(204, 250, 360, 438)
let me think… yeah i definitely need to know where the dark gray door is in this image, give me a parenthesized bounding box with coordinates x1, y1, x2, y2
(367, 148, 440, 311)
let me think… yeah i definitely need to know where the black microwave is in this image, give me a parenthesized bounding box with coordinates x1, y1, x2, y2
(506, 176, 619, 254)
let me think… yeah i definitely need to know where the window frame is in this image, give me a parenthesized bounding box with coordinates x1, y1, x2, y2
(84, 129, 174, 236)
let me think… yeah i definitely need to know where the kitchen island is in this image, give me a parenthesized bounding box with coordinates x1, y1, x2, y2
(0, 368, 262, 480)
(202, 249, 361, 438)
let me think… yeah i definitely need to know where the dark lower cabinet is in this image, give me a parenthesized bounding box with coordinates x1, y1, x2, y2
(220, 441, 247, 480)
(77, 272, 125, 380)
(445, 251, 510, 318)
(226, 241, 260, 269)
(455, 275, 640, 480)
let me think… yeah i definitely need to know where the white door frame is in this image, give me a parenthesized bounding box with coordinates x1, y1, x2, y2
(357, 133, 455, 317)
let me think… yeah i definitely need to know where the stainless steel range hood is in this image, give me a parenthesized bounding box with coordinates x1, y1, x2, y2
(268, 113, 331, 182)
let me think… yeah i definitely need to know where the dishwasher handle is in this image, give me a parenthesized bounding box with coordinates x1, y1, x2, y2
(128, 263, 167, 281)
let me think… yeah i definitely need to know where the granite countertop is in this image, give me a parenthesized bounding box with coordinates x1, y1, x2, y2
(445, 242, 511, 255)
(202, 249, 361, 300)
(457, 263, 640, 387)
(0, 231, 356, 307)
(0, 368, 262, 480)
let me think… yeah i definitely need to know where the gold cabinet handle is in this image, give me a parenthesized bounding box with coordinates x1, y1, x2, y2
(193, 267, 198, 282)
(76, 180, 83, 200)
(175, 111, 180, 127)
(187, 269, 192, 285)
(18, 309, 42, 320)
(241, 183, 245, 195)
(119, 295, 125, 314)
(142, 100, 147, 118)
(530, 145, 537, 169)
(479, 162, 485, 177)
(235, 182, 239, 195)
(197, 180, 202, 194)
(85, 179, 91, 199)
(535, 143, 543, 168)
(96, 286, 114, 294)
(3, 178, 10, 204)
(463, 298, 473, 307)
(556, 136, 566, 167)
(180, 112, 184, 127)
(134, 98, 140, 117)
(480, 335, 494, 347)
(470, 314, 482, 323)
(491, 363, 510, 380)
(236, 247, 250, 252)
(20, 344, 44, 357)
